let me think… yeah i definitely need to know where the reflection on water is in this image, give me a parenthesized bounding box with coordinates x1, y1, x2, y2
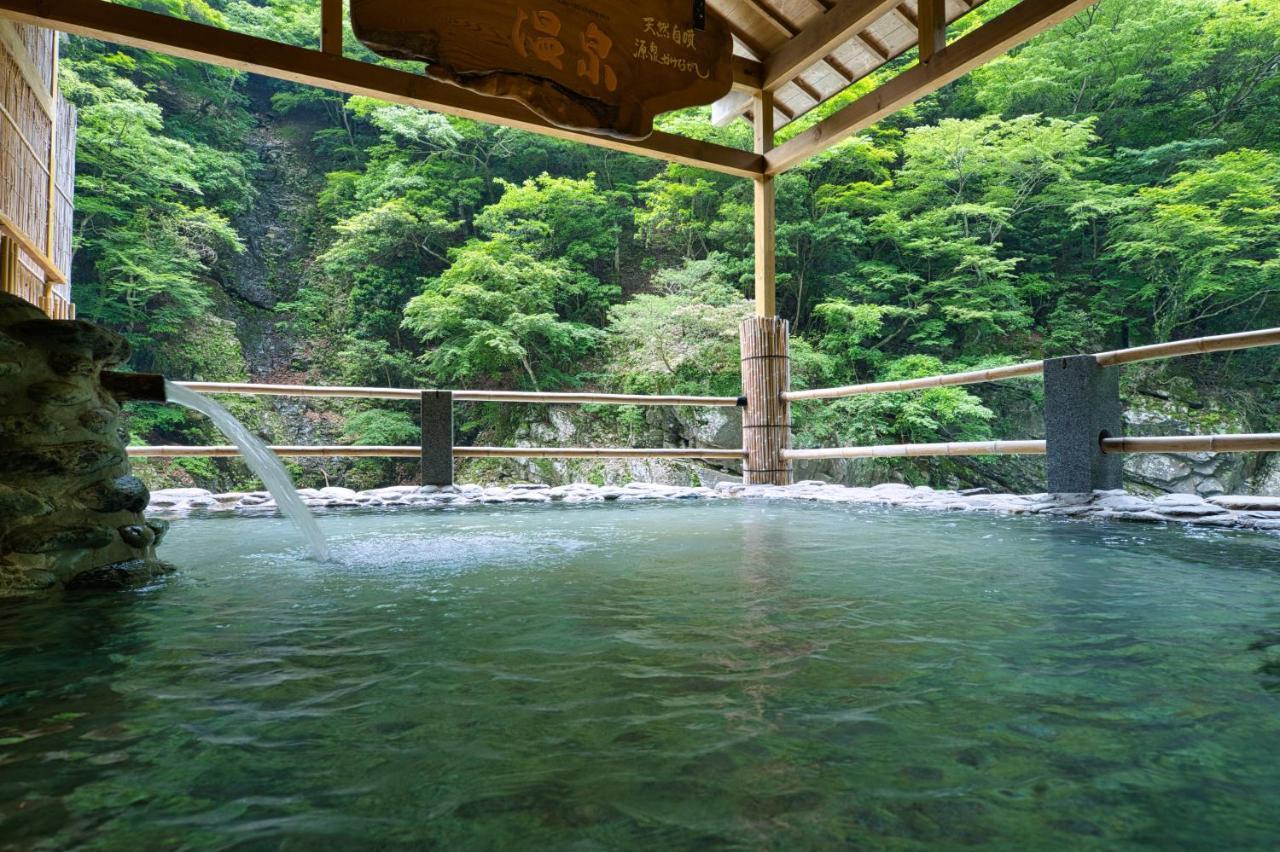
(2, 502, 1279, 848)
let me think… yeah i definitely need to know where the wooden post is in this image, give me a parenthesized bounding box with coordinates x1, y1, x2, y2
(321, 0, 343, 55)
(917, 0, 947, 63)
(420, 390, 453, 487)
(740, 316, 792, 485)
(744, 90, 789, 484)
(0, 236, 10, 297)
(752, 89, 776, 317)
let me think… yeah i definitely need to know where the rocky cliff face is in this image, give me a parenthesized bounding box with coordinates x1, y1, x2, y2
(454, 405, 745, 487)
(1123, 385, 1277, 497)
(0, 294, 170, 597)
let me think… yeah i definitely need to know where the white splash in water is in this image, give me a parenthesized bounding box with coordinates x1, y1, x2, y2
(164, 381, 331, 561)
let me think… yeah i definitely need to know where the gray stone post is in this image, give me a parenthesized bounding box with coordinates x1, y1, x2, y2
(420, 390, 453, 488)
(1043, 354, 1123, 493)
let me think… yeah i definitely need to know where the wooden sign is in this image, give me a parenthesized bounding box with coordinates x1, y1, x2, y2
(351, 0, 734, 141)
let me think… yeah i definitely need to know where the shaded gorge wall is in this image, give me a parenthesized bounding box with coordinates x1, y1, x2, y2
(0, 294, 169, 597)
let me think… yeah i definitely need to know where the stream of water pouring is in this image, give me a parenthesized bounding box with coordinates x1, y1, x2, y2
(164, 381, 331, 561)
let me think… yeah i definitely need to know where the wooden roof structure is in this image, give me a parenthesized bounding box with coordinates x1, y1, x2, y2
(0, 0, 1096, 317)
(709, 0, 985, 135)
(0, 0, 1094, 177)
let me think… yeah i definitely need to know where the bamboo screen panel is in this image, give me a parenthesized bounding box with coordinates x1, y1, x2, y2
(1, 237, 43, 308)
(0, 21, 73, 318)
(53, 94, 75, 296)
(13, 23, 54, 92)
(0, 37, 52, 258)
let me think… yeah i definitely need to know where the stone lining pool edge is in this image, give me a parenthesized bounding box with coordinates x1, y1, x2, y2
(146, 482, 1280, 535)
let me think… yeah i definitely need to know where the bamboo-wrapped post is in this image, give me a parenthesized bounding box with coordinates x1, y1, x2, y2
(740, 316, 792, 486)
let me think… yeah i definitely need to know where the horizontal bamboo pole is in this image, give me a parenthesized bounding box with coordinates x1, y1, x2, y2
(782, 440, 1047, 460)
(1094, 327, 1280, 367)
(128, 445, 746, 459)
(1102, 434, 1280, 454)
(783, 361, 1044, 402)
(782, 433, 1280, 461)
(173, 382, 741, 407)
(130, 445, 419, 458)
(785, 327, 1280, 403)
(456, 447, 746, 459)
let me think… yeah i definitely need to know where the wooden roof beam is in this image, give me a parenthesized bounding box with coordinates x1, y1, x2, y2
(766, 0, 1096, 174)
(764, 0, 901, 90)
(732, 56, 765, 90)
(917, 0, 947, 62)
(0, 0, 765, 178)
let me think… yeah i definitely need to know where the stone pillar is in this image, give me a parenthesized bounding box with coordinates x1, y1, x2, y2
(420, 390, 453, 488)
(739, 316, 792, 486)
(1043, 354, 1123, 493)
(0, 293, 169, 596)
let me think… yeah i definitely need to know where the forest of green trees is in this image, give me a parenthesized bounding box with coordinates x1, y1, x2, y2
(62, 0, 1280, 491)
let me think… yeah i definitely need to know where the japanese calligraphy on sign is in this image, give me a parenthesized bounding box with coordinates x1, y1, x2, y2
(351, 0, 733, 140)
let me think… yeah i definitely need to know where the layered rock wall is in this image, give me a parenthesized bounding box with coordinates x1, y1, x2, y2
(0, 294, 169, 596)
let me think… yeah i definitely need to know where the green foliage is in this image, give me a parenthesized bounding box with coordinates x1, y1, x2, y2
(1105, 148, 1280, 339)
(403, 237, 605, 389)
(64, 0, 1280, 491)
(341, 409, 420, 446)
(605, 257, 753, 395)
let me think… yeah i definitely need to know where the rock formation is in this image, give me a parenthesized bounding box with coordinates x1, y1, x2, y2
(143, 480, 1280, 535)
(0, 293, 170, 596)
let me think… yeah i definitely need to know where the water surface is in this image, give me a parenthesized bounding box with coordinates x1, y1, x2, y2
(3, 501, 1279, 849)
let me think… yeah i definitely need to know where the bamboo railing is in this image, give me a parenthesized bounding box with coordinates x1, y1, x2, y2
(783, 361, 1043, 402)
(176, 381, 742, 407)
(128, 445, 747, 460)
(781, 326, 1280, 465)
(1100, 434, 1280, 454)
(1094, 328, 1280, 368)
(784, 327, 1280, 402)
(133, 327, 1280, 471)
(783, 440, 1048, 460)
(132, 381, 745, 469)
(782, 434, 1280, 461)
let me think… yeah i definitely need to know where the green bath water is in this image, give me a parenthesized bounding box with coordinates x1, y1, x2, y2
(3, 501, 1279, 849)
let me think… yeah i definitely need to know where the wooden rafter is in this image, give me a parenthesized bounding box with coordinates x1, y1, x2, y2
(0, 0, 765, 177)
(766, 0, 1097, 173)
(764, 0, 900, 90)
(737, 0, 860, 92)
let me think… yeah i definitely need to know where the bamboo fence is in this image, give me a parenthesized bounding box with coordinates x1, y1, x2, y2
(0, 18, 73, 313)
(131, 435, 1280, 462)
(1100, 434, 1280, 454)
(175, 381, 741, 407)
(784, 361, 1044, 402)
(1094, 328, 1280, 367)
(128, 445, 747, 460)
(780, 434, 1280, 461)
(786, 327, 1280, 403)
(782, 440, 1048, 460)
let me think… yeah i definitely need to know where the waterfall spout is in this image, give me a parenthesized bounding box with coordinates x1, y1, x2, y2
(163, 381, 331, 561)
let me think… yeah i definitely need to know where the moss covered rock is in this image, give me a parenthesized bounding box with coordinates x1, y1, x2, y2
(0, 293, 171, 597)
